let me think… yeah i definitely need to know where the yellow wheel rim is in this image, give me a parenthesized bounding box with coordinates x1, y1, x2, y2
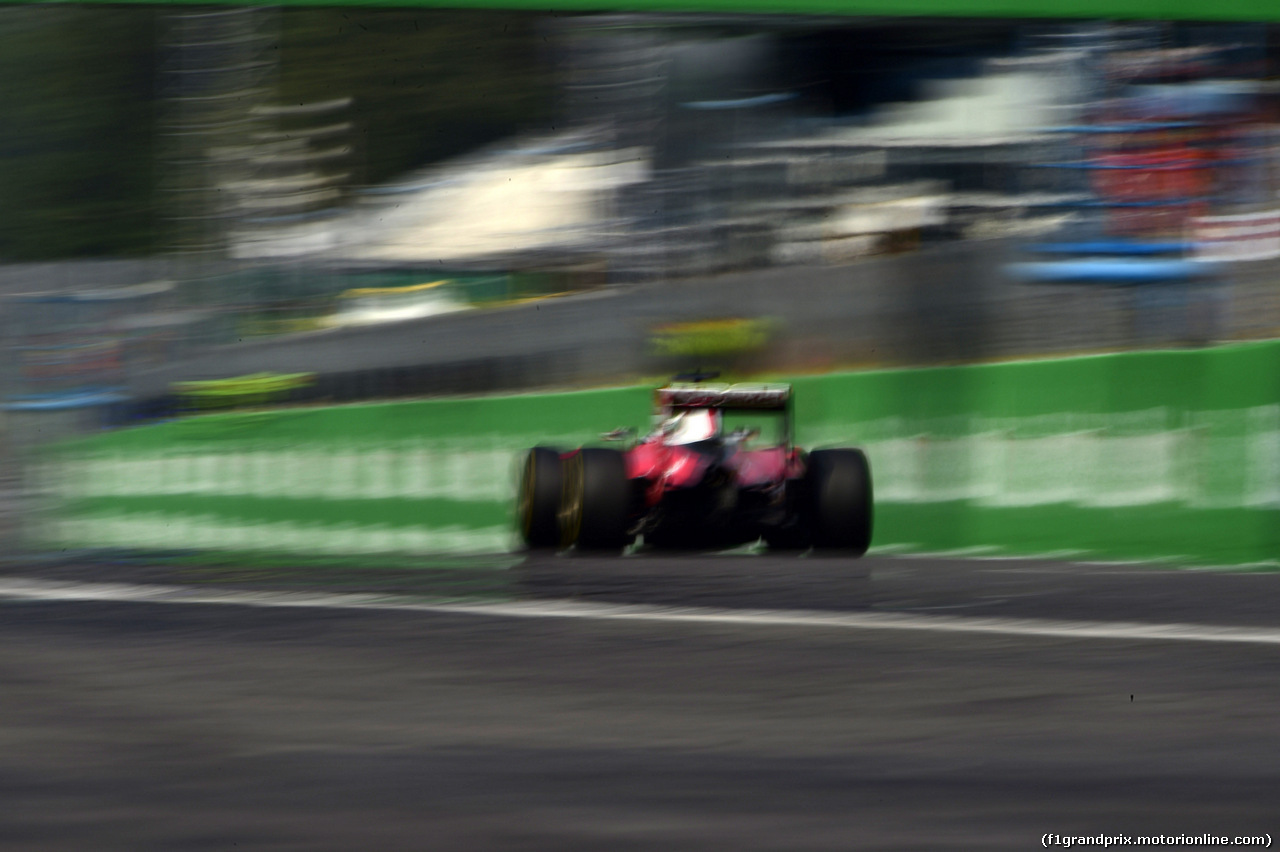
(558, 453, 584, 548)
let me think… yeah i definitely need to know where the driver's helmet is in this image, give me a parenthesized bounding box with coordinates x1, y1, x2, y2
(662, 408, 722, 445)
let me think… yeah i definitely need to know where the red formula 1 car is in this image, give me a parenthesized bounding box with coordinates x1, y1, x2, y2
(517, 380, 873, 554)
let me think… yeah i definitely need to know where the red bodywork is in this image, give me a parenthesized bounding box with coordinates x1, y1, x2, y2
(576, 381, 808, 545)
(625, 438, 805, 508)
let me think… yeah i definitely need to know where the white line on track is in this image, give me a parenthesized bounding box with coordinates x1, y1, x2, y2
(3, 577, 1280, 647)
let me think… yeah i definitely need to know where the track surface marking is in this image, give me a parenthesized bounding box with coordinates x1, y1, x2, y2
(5, 576, 1280, 647)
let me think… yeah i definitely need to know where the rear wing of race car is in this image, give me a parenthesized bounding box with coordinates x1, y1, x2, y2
(656, 382, 792, 411)
(655, 383, 794, 446)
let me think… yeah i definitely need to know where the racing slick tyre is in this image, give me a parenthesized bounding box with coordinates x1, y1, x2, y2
(806, 448, 873, 555)
(517, 447, 563, 550)
(560, 448, 633, 552)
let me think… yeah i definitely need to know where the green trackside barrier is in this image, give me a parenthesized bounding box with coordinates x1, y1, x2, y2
(30, 386, 654, 565)
(790, 342, 1280, 567)
(30, 339, 1280, 567)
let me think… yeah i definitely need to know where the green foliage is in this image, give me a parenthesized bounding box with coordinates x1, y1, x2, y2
(650, 318, 777, 358)
(0, 6, 161, 260)
(174, 372, 317, 411)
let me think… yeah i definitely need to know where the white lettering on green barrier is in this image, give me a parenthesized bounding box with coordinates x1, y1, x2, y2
(46, 510, 517, 556)
(815, 406, 1280, 509)
(52, 442, 521, 502)
(37, 408, 1280, 558)
(40, 410, 1280, 513)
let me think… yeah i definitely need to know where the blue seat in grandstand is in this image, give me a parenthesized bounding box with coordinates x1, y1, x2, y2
(1007, 238, 1220, 285)
(1008, 259, 1218, 284)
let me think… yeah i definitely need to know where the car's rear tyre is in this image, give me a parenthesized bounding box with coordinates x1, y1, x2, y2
(806, 448, 873, 555)
(517, 447, 563, 550)
(560, 448, 633, 552)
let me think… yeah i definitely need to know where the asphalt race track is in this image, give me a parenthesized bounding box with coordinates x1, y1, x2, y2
(1, 553, 1278, 851)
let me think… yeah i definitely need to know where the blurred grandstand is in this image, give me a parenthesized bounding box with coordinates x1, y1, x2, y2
(179, 17, 1280, 290)
(2, 16, 1279, 434)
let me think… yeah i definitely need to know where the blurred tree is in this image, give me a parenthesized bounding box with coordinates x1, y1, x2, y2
(0, 7, 559, 261)
(275, 9, 557, 187)
(0, 6, 160, 260)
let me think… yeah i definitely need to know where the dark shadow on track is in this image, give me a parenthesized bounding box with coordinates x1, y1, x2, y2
(513, 550, 872, 611)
